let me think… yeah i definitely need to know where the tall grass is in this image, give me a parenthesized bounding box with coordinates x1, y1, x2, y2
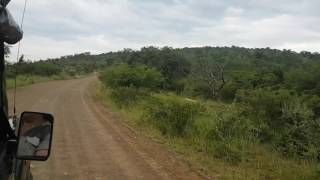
(6, 74, 70, 89)
(145, 94, 202, 136)
(98, 84, 320, 179)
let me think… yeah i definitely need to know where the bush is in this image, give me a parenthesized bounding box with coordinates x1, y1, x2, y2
(207, 105, 266, 142)
(236, 89, 320, 159)
(286, 67, 320, 95)
(110, 86, 147, 108)
(304, 95, 320, 118)
(219, 82, 239, 101)
(18, 62, 61, 76)
(99, 64, 164, 91)
(236, 89, 295, 128)
(213, 139, 253, 164)
(145, 95, 202, 136)
(197, 104, 266, 163)
(277, 101, 320, 160)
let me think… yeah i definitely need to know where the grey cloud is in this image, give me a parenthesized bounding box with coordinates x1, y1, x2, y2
(5, 0, 320, 61)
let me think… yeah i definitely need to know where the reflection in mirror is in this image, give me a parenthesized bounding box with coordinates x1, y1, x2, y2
(16, 112, 53, 161)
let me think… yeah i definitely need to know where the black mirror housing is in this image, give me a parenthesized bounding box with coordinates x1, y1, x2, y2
(16, 112, 54, 161)
(0, 0, 11, 7)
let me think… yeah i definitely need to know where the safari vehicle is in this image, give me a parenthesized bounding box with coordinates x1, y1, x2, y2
(0, 1, 54, 179)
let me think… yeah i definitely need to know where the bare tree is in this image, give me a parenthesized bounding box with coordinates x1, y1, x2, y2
(191, 59, 227, 99)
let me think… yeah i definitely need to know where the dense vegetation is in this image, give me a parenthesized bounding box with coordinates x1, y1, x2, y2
(98, 46, 320, 179)
(5, 44, 320, 178)
(4, 48, 102, 88)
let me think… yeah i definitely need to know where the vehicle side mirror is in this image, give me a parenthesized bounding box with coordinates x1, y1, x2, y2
(16, 112, 54, 161)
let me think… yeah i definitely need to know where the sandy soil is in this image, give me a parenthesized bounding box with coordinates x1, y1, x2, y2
(8, 76, 207, 180)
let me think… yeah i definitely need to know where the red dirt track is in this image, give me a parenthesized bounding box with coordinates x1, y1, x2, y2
(9, 77, 206, 180)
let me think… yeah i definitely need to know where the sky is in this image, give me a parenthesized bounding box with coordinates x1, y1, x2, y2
(6, 0, 320, 61)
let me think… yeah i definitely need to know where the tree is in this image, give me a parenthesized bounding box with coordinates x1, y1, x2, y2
(158, 48, 190, 90)
(191, 59, 227, 99)
(125, 46, 190, 91)
(99, 64, 164, 91)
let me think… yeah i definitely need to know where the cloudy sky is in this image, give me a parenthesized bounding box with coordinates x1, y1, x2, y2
(6, 0, 320, 61)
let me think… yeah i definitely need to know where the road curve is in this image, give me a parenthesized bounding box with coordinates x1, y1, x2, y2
(8, 77, 205, 180)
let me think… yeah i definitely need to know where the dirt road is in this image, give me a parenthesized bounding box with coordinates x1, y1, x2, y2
(8, 77, 205, 180)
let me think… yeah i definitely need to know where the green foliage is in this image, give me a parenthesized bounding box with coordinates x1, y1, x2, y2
(184, 76, 213, 98)
(188, 59, 227, 99)
(219, 82, 239, 101)
(145, 94, 202, 136)
(94, 45, 320, 164)
(236, 89, 294, 124)
(6, 61, 62, 78)
(236, 89, 320, 160)
(25, 63, 61, 76)
(96, 45, 320, 179)
(286, 64, 320, 95)
(99, 64, 164, 91)
(6, 74, 69, 89)
(189, 104, 266, 164)
(109, 86, 147, 108)
(101, 85, 320, 179)
(125, 47, 191, 91)
(304, 95, 320, 117)
(207, 107, 263, 142)
(212, 141, 242, 164)
(277, 102, 320, 159)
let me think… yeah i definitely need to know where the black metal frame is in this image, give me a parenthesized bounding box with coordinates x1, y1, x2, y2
(0, 42, 4, 110)
(0, 41, 15, 140)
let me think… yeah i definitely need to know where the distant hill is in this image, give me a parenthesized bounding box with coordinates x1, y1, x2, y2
(44, 46, 320, 73)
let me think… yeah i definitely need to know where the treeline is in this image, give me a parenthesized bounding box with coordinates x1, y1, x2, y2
(98, 46, 320, 179)
(116, 47, 320, 98)
(100, 46, 320, 118)
(5, 52, 105, 78)
(4, 49, 101, 87)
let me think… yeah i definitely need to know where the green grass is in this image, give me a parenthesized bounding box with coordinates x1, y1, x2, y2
(6, 74, 72, 89)
(96, 84, 320, 180)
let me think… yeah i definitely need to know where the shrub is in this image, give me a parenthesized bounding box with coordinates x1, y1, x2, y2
(277, 101, 320, 160)
(197, 104, 266, 163)
(213, 139, 253, 164)
(184, 80, 212, 98)
(110, 86, 147, 108)
(208, 106, 266, 142)
(219, 82, 239, 101)
(99, 64, 164, 91)
(304, 95, 320, 118)
(145, 95, 202, 136)
(18, 62, 61, 76)
(236, 89, 295, 128)
(286, 67, 320, 94)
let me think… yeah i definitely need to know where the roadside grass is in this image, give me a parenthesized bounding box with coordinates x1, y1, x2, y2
(6, 74, 73, 89)
(96, 84, 320, 180)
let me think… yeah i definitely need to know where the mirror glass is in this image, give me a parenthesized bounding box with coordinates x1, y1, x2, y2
(16, 112, 54, 161)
